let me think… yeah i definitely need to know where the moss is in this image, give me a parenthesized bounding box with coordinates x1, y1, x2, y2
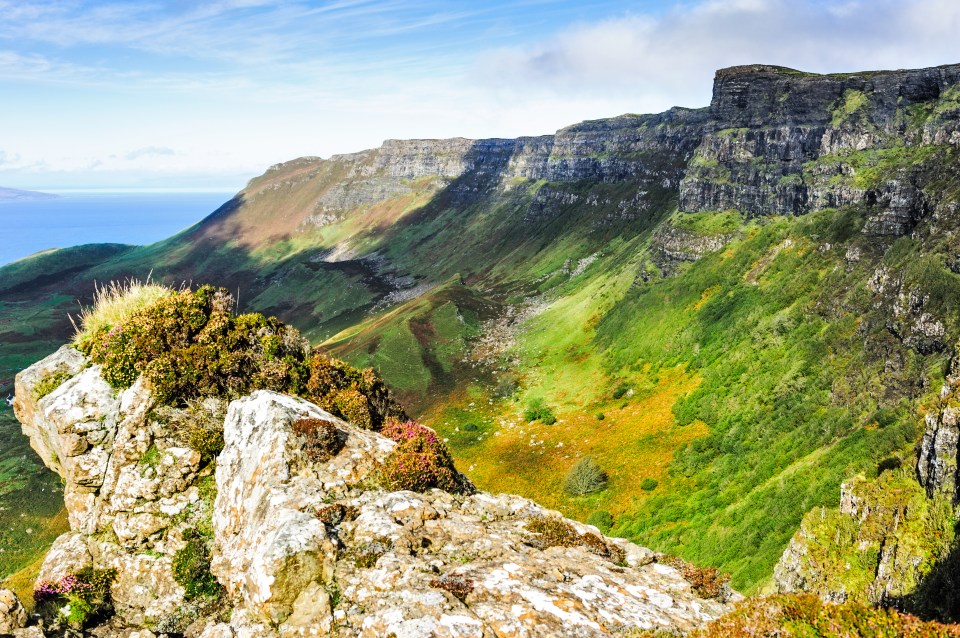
(33, 371, 71, 400)
(832, 89, 869, 127)
(172, 528, 221, 600)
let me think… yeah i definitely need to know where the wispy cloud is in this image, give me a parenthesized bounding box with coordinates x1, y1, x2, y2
(126, 146, 176, 161)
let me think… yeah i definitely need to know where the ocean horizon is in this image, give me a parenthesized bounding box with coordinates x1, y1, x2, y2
(0, 191, 234, 267)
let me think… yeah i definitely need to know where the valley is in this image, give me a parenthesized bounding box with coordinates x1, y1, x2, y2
(2, 61, 960, 619)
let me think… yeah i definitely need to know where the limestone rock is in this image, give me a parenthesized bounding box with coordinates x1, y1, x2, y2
(18, 343, 735, 638)
(0, 589, 28, 633)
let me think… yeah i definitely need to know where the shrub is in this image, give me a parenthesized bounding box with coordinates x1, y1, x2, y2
(380, 420, 471, 494)
(74, 282, 407, 426)
(292, 417, 345, 462)
(595, 412, 605, 421)
(628, 593, 960, 637)
(525, 516, 625, 564)
(34, 567, 117, 629)
(33, 371, 72, 400)
(524, 398, 556, 424)
(587, 510, 614, 533)
(172, 529, 221, 600)
(430, 574, 473, 601)
(564, 457, 608, 496)
(659, 554, 730, 600)
(641, 478, 659, 491)
(315, 503, 359, 526)
(350, 537, 392, 568)
(612, 384, 630, 400)
(152, 398, 227, 464)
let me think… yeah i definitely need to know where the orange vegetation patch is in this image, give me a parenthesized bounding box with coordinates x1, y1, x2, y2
(693, 285, 720, 311)
(427, 367, 708, 522)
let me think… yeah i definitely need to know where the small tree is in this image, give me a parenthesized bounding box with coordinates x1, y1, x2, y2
(564, 456, 608, 496)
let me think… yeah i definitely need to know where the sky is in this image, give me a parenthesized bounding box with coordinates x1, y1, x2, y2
(1, 0, 959, 191)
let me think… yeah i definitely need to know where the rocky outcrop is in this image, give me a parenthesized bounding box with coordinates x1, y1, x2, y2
(680, 63, 960, 233)
(14, 347, 737, 637)
(917, 354, 960, 498)
(775, 345, 960, 608)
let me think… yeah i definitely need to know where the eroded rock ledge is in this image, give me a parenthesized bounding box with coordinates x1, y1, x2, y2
(13, 346, 737, 637)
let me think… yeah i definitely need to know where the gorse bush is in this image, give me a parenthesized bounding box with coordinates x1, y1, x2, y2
(74, 283, 406, 429)
(641, 478, 659, 491)
(380, 420, 471, 494)
(564, 456, 608, 496)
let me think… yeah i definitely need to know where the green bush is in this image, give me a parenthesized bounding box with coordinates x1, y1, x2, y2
(564, 457, 608, 496)
(595, 412, 606, 421)
(172, 529, 221, 600)
(524, 398, 556, 425)
(587, 510, 614, 533)
(641, 478, 659, 491)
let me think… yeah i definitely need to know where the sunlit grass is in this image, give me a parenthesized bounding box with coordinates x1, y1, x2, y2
(71, 278, 173, 346)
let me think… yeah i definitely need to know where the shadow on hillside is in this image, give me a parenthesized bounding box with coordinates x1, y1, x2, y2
(888, 522, 960, 623)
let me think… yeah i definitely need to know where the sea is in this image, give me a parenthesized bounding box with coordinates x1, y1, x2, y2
(0, 191, 235, 267)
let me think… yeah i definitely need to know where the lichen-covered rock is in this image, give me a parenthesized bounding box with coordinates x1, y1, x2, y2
(0, 589, 28, 634)
(205, 391, 735, 638)
(17, 348, 735, 637)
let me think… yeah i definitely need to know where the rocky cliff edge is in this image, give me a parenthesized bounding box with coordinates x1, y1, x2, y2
(9, 345, 737, 637)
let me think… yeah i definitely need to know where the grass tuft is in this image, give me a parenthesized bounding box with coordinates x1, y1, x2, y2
(71, 279, 173, 349)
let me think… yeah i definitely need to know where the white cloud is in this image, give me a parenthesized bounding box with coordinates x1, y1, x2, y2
(478, 0, 960, 112)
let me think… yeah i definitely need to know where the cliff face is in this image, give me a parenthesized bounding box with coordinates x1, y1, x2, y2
(12, 346, 736, 637)
(680, 63, 960, 235)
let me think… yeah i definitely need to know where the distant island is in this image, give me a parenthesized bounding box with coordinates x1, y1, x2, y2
(0, 186, 59, 201)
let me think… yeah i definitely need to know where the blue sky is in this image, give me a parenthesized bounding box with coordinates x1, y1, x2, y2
(1, 0, 959, 191)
